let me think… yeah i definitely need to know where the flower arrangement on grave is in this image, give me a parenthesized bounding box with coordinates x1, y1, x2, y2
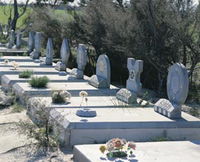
(51, 90, 71, 104)
(11, 61, 19, 70)
(4, 59, 9, 64)
(79, 91, 88, 106)
(99, 138, 136, 158)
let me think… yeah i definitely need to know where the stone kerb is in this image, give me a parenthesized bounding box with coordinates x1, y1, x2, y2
(154, 63, 189, 119)
(88, 54, 111, 88)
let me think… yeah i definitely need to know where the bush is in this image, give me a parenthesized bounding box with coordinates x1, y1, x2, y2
(29, 76, 49, 88)
(19, 70, 33, 78)
(51, 90, 71, 104)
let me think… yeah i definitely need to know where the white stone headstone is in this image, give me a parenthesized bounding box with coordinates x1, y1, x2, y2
(16, 33, 22, 49)
(154, 63, 189, 119)
(88, 54, 111, 88)
(28, 31, 35, 53)
(55, 38, 70, 71)
(45, 38, 54, 65)
(30, 32, 42, 59)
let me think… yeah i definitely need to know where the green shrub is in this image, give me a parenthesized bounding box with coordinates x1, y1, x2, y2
(29, 76, 49, 88)
(11, 103, 25, 113)
(19, 70, 33, 78)
(51, 90, 71, 104)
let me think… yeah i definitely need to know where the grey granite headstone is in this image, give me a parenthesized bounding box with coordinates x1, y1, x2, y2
(154, 63, 189, 119)
(28, 31, 35, 53)
(45, 38, 54, 65)
(88, 54, 111, 88)
(67, 44, 87, 79)
(16, 33, 22, 49)
(7, 30, 15, 49)
(30, 32, 42, 59)
(55, 38, 70, 71)
(116, 58, 143, 104)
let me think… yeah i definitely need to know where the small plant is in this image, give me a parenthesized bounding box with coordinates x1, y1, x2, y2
(11, 61, 19, 70)
(29, 76, 49, 88)
(11, 103, 25, 113)
(51, 90, 71, 104)
(19, 70, 33, 78)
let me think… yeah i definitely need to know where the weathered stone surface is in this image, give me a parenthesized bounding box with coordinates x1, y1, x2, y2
(28, 31, 35, 53)
(45, 38, 54, 65)
(30, 32, 42, 59)
(67, 44, 87, 79)
(116, 88, 137, 104)
(0, 90, 15, 106)
(16, 33, 22, 49)
(76, 108, 97, 117)
(55, 39, 70, 71)
(154, 63, 189, 119)
(7, 30, 15, 49)
(88, 54, 111, 88)
(167, 63, 189, 105)
(154, 99, 181, 119)
(126, 58, 143, 95)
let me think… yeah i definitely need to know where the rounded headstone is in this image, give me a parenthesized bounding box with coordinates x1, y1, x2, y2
(167, 63, 189, 105)
(61, 39, 70, 65)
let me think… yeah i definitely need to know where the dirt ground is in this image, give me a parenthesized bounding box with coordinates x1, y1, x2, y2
(0, 106, 73, 162)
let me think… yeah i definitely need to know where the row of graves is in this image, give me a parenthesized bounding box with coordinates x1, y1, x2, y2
(0, 31, 200, 161)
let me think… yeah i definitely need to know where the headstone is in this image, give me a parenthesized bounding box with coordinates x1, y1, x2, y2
(16, 32, 22, 49)
(116, 58, 143, 104)
(28, 31, 35, 53)
(7, 30, 15, 49)
(55, 38, 70, 71)
(88, 54, 111, 88)
(45, 38, 54, 65)
(154, 63, 189, 119)
(30, 32, 42, 59)
(0, 24, 3, 34)
(66, 44, 87, 79)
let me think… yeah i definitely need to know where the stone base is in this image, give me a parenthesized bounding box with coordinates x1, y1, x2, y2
(76, 108, 97, 117)
(116, 88, 137, 104)
(154, 99, 181, 119)
(66, 68, 83, 80)
(30, 50, 40, 59)
(55, 62, 66, 71)
(88, 75, 110, 88)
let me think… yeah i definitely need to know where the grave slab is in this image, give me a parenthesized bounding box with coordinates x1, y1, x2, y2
(0, 56, 32, 62)
(13, 82, 119, 105)
(73, 141, 200, 162)
(49, 107, 200, 146)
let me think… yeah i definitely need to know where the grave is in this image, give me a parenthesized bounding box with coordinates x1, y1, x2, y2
(154, 63, 189, 119)
(0, 56, 32, 62)
(67, 44, 87, 79)
(30, 32, 42, 59)
(116, 58, 143, 104)
(88, 54, 111, 88)
(13, 81, 118, 105)
(73, 141, 200, 162)
(7, 30, 15, 49)
(28, 31, 35, 53)
(16, 32, 22, 49)
(55, 39, 70, 71)
(44, 38, 54, 65)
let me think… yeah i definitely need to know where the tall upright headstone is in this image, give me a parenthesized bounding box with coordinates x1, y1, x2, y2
(116, 58, 143, 104)
(67, 44, 88, 79)
(16, 32, 22, 49)
(154, 63, 189, 119)
(45, 38, 54, 65)
(55, 38, 70, 71)
(88, 54, 111, 88)
(30, 32, 42, 59)
(0, 24, 3, 34)
(7, 30, 15, 49)
(28, 31, 35, 53)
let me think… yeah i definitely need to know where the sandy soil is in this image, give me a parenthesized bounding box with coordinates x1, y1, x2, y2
(0, 106, 73, 162)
